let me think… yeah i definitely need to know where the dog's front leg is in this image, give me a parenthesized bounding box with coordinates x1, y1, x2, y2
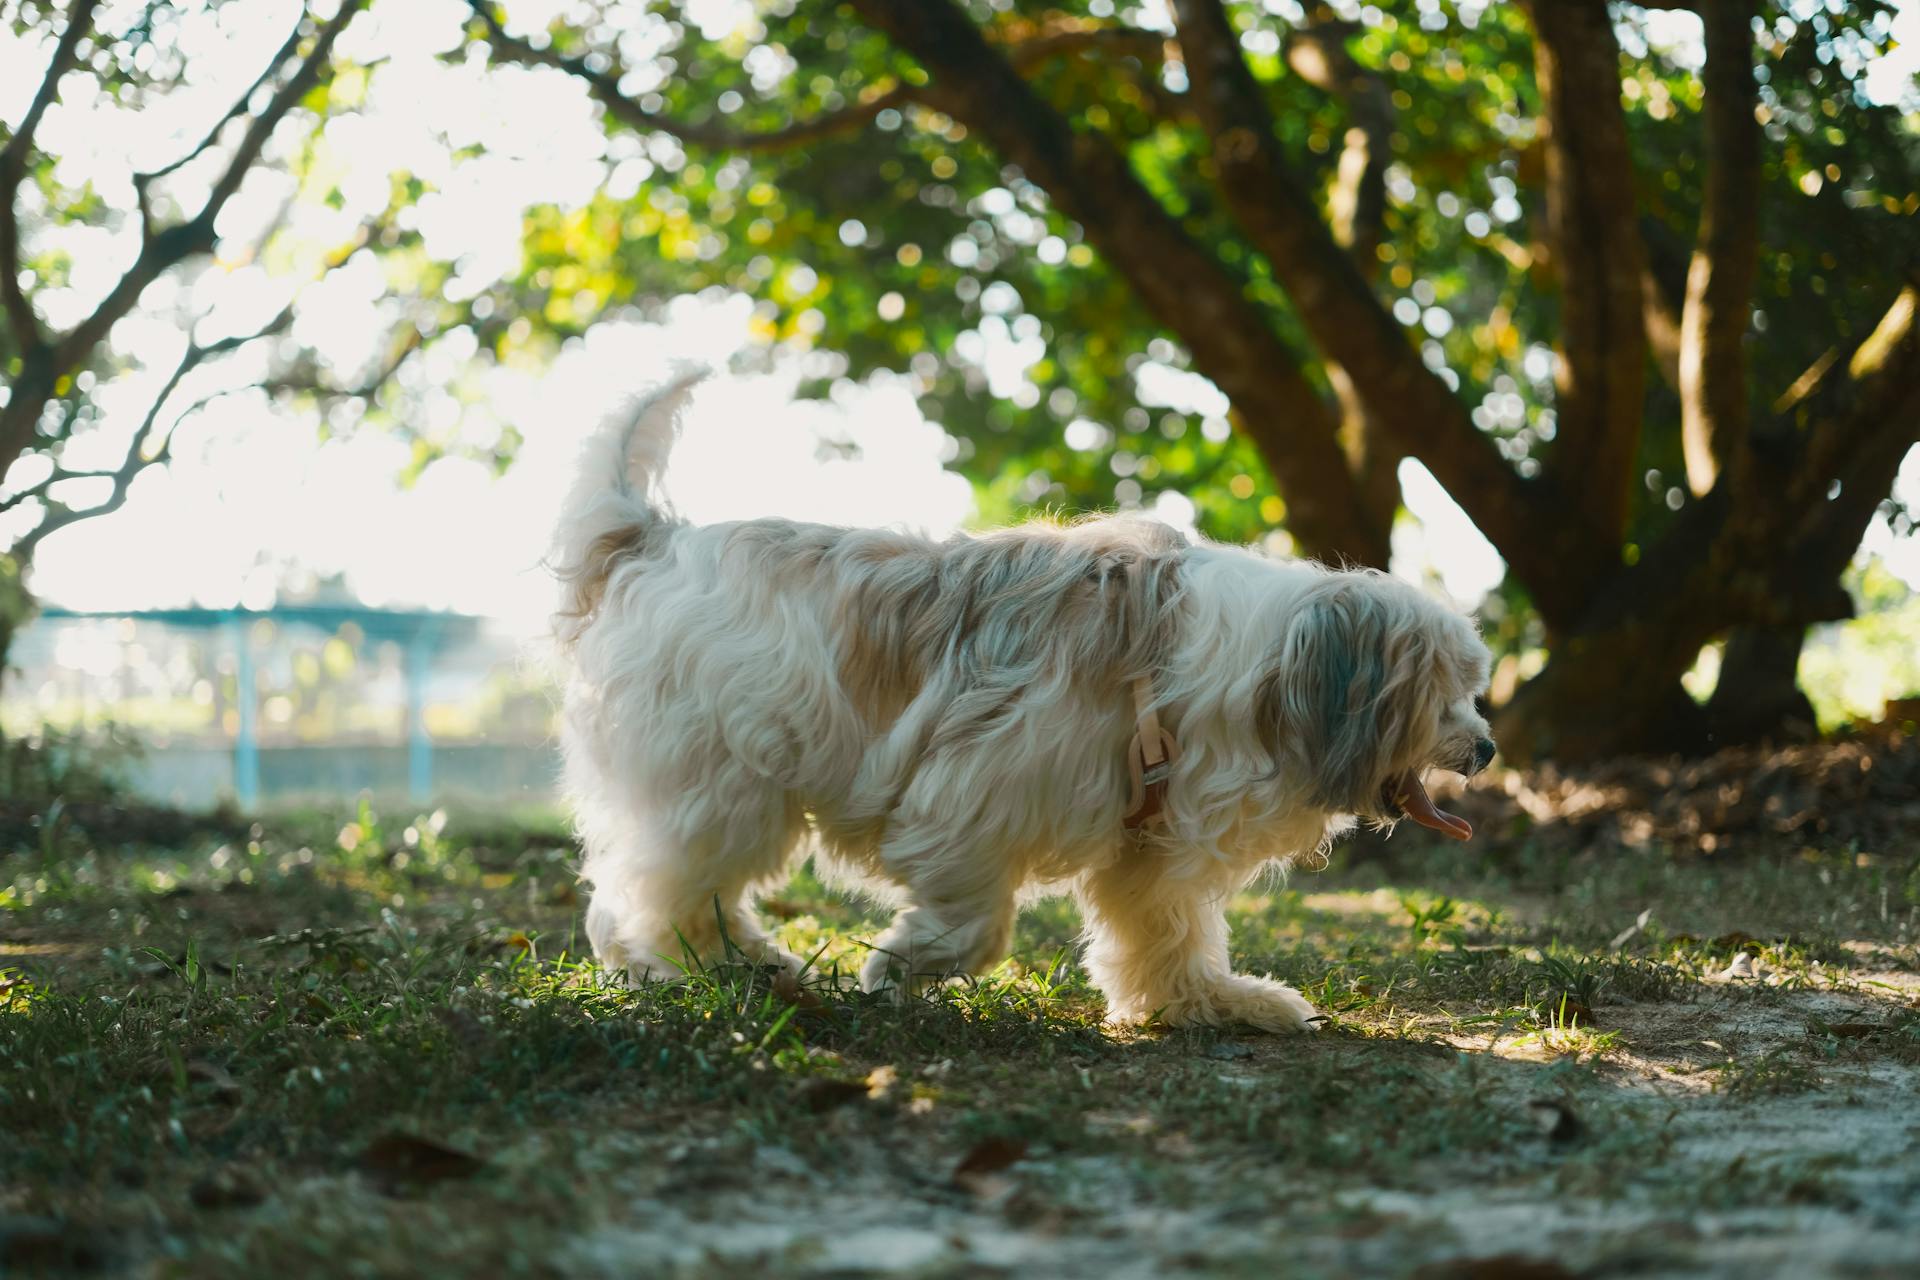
(855, 826, 1017, 996)
(858, 901, 1015, 996)
(1077, 859, 1320, 1033)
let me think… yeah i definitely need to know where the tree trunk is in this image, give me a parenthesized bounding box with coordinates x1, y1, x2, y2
(1164, 0, 1562, 605)
(1679, 0, 1763, 497)
(1498, 661, 1709, 765)
(1524, 0, 1648, 566)
(1499, 282, 1919, 762)
(1499, 624, 1822, 764)
(1707, 625, 1817, 746)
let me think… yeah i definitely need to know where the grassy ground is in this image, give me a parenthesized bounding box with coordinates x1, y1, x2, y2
(4, 792, 1919, 1278)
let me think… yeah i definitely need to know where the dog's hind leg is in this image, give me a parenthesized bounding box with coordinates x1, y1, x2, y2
(581, 772, 807, 982)
(1076, 858, 1319, 1033)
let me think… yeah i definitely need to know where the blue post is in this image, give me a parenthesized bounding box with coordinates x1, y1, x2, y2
(230, 618, 259, 810)
(405, 622, 438, 805)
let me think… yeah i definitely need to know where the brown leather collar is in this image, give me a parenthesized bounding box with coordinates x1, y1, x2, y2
(1121, 560, 1177, 831)
(1123, 672, 1177, 830)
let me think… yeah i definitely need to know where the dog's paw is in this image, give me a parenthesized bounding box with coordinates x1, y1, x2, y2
(1114, 974, 1325, 1034)
(1207, 974, 1323, 1034)
(857, 946, 916, 1000)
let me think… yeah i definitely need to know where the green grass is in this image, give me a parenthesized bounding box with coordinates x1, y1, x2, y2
(5, 795, 1919, 1276)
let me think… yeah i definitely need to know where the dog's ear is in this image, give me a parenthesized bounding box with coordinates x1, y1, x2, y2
(1254, 576, 1411, 809)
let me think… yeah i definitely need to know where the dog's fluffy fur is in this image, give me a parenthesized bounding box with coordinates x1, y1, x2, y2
(552, 377, 1494, 1031)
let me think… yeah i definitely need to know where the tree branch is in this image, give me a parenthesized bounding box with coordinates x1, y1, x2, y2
(0, 0, 101, 351)
(0, 0, 366, 483)
(0, 0, 97, 165)
(47, 1, 363, 378)
(847, 0, 1387, 565)
(1640, 214, 1690, 391)
(1590, 279, 1920, 643)
(1282, 12, 1402, 543)
(2, 197, 398, 557)
(262, 323, 422, 402)
(467, 0, 910, 150)
(3, 303, 296, 539)
(1678, 0, 1762, 496)
(1167, 0, 1570, 603)
(466, 1, 1161, 156)
(1523, 0, 1649, 554)
(130, 15, 310, 233)
(1788, 281, 1920, 527)
(1282, 16, 1392, 270)
(11, 444, 168, 557)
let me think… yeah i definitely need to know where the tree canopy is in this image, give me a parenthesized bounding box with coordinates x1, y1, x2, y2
(3, 0, 1918, 761)
(467, 0, 1920, 758)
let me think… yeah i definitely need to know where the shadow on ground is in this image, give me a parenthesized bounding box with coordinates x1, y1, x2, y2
(3, 746, 1918, 1278)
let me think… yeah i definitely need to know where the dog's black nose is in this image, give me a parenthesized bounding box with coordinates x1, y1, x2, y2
(1472, 737, 1497, 773)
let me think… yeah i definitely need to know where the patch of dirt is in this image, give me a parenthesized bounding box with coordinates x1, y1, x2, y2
(544, 985, 1920, 1280)
(1361, 998, 1920, 1278)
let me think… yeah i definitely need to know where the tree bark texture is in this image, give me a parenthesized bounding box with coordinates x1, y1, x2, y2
(1498, 283, 1920, 761)
(1284, 13, 1402, 549)
(1708, 626, 1817, 746)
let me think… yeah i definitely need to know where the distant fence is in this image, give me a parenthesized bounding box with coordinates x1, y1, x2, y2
(7, 604, 556, 811)
(120, 741, 562, 810)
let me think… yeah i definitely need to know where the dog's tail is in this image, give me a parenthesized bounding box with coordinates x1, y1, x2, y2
(549, 369, 705, 649)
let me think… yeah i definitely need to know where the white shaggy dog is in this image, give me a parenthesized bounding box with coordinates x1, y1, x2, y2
(551, 376, 1495, 1032)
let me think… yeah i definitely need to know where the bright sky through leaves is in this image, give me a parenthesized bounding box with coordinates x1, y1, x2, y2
(1, 0, 1916, 632)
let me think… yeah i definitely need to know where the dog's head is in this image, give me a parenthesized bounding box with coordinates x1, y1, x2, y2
(1254, 571, 1493, 839)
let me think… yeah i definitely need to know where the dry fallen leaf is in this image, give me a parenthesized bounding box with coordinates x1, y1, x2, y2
(1553, 1000, 1596, 1028)
(1724, 951, 1759, 980)
(770, 969, 825, 1010)
(434, 1006, 488, 1051)
(1820, 1021, 1887, 1039)
(189, 1166, 267, 1210)
(357, 1133, 486, 1192)
(798, 1078, 871, 1113)
(1413, 1256, 1578, 1280)
(1524, 1098, 1584, 1144)
(864, 1064, 900, 1102)
(185, 1059, 242, 1097)
(953, 1136, 1028, 1182)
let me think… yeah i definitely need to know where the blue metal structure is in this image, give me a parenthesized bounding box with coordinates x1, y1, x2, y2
(36, 605, 481, 809)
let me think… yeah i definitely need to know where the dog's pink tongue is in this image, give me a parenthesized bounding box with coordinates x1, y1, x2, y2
(1393, 770, 1473, 841)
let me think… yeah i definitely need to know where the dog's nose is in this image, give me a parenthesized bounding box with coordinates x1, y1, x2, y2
(1471, 737, 1497, 773)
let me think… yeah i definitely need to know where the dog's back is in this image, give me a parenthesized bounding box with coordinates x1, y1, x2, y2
(550, 382, 1190, 979)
